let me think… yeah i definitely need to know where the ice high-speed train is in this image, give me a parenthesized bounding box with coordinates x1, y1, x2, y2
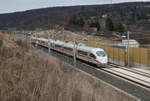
(31, 37, 108, 66)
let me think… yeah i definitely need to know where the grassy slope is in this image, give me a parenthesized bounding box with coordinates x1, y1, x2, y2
(0, 31, 138, 101)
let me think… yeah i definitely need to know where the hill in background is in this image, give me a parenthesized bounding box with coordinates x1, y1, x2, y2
(0, 2, 150, 31)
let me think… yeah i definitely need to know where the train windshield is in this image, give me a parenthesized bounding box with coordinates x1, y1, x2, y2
(96, 51, 106, 57)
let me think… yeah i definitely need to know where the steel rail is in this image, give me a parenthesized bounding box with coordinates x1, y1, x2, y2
(100, 67, 150, 90)
(108, 63, 150, 78)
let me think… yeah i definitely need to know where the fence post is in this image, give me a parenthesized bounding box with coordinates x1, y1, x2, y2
(48, 32, 51, 54)
(36, 40, 38, 47)
(146, 49, 150, 67)
(127, 31, 130, 67)
(73, 38, 76, 67)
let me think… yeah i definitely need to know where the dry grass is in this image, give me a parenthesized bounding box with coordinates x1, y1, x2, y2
(0, 31, 139, 101)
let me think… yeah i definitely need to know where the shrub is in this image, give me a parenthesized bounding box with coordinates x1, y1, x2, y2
(15, 40, 29, 51)
(105, 17, 114, 31)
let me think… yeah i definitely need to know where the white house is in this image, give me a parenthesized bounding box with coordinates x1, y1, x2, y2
(118, 40, 140, 48)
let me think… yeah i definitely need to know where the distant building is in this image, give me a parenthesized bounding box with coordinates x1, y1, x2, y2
(7, 27, 16, 32)
(88, 27, 97, 32)
(98, 18, 106, 30)
(35, 28, 42, 31)
(90, 16, 97, 19)
(102, 14, 108, 18)
(118, 40, 140, 48)
(147, 14, 150, 17)
(121, 35, 126, 39)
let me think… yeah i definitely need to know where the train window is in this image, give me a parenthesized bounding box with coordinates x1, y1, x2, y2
(64, 47, 73, 51)
(90, 53, 96, 59)
(78, 50, 87, 55)
(41, 41, 45, 44)
(96, 51, 106, 57)
(55, 45, 61, 47)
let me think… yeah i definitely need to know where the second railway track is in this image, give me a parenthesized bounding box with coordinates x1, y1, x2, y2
(100, 67, 150, 90)
(101, 63, 150, 90)
(109, 63, 150, 77)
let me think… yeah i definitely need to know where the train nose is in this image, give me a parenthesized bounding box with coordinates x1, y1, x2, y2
(97, 57, 108, 64)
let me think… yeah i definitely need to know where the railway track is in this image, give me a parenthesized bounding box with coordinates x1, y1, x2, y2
(109, 63, 150, 77)
(34, 42, 150, 90)
(101, 63, 150, 89)
(31, 42, 150, 101)
(100, 67, 150, 90)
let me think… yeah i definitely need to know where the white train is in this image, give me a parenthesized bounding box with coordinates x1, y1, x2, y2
(31, 37, 108, 66)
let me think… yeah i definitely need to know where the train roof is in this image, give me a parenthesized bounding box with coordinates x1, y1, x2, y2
(32, 37, 104, 53)
(77, 45, 104, 53)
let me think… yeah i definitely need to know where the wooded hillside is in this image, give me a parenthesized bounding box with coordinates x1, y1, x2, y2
(0, 2, 149, 31)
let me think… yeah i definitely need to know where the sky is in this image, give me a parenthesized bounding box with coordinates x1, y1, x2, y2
(0, 0, 149, 14)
